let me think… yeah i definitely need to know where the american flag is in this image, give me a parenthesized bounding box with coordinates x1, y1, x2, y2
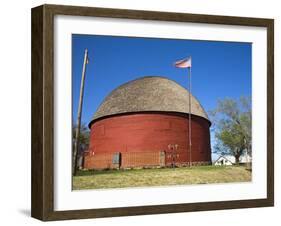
(174, 57, 192, 68)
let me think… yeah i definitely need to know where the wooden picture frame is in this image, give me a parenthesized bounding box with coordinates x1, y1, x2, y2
(31, 4, 274, 221)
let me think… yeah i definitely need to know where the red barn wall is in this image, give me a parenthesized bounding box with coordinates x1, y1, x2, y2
(84, 113, 211, 169)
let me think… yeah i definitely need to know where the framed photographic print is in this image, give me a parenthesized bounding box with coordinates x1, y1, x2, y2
(31, 4, 274, 221)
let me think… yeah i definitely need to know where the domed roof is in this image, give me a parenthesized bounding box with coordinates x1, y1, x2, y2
(91, 76, 209, 123)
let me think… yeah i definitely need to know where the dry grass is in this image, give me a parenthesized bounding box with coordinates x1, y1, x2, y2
(72, 165, 251, 190)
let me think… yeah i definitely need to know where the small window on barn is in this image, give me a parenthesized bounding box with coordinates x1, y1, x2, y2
(95, 124, 105, 136)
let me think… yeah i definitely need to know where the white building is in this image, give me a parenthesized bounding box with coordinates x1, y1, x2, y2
(214, 154, 251, 166)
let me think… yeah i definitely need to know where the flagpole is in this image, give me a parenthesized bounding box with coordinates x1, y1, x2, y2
(188, 64, 192, 167)
(73, 48, 88, 176)
(174, 56, 192, 167)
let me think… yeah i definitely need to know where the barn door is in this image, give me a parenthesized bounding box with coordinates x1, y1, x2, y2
(159, 151, 165, 167)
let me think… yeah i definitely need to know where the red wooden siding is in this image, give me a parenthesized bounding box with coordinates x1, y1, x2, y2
(84, 113, 211, 169)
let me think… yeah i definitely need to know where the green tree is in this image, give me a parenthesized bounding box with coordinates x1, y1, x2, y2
(72, 123, 90, 167)
(72, 123, 90, 148)
(210, 96, 251, 164)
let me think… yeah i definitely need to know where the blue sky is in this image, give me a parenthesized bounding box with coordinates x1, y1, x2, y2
(72, 34, 252, 160)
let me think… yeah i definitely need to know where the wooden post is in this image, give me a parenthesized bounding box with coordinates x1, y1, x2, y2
(73, 49, 88, 176)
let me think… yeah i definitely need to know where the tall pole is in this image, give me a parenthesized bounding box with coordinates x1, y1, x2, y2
(73, 49, 88, 176)
(188, 65, 192, 167)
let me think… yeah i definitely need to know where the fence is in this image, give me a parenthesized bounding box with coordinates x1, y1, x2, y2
(84, 150, 210, 170)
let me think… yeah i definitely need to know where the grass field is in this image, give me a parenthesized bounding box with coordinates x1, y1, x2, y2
(73, 165, 251, 190)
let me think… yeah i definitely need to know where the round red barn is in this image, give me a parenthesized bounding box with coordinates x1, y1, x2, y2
(84, 76, 211, 169)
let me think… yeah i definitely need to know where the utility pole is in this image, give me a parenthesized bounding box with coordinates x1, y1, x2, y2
(73, 49, 89, 176)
